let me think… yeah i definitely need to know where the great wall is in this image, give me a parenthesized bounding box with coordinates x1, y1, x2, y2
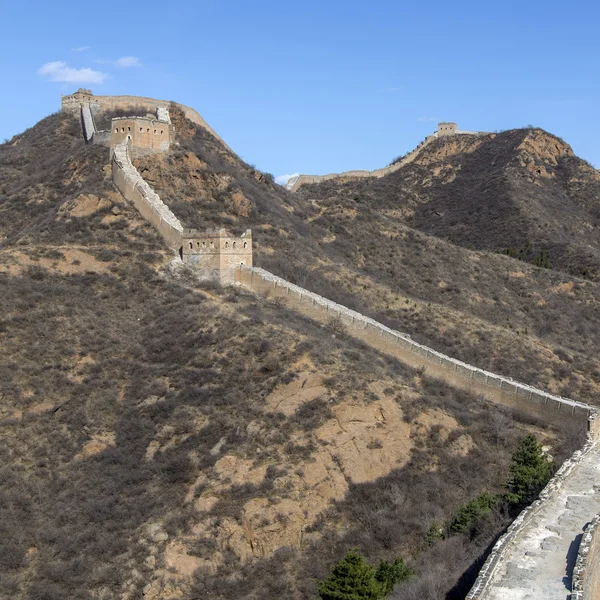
(62, 89, 600, 599)
(286, 121, 486, 192)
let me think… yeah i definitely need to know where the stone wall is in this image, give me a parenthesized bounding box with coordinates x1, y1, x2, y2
(110, 141, 254, 279)
(234, 265, 600, 598)
(111, 141, 183, 251)
(288, 133, 439, 192)
(81, 104, 95, 143)
(572, 515, 600, 600)
(235, 266, 592, 423)
(110, 116, 173, 157)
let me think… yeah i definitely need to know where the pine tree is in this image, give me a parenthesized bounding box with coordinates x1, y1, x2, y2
(375, 557, 413, 596)
(505, 434, 553, 507)
(318, 549, 384, 600)
(318, 549, 412, 600)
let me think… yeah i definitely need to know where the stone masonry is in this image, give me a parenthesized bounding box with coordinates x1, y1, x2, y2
(572, 514, 600, 600)
(438, 121, 458, 136)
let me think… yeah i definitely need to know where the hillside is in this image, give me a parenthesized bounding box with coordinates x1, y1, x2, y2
(301, 128, 600, 280)
(140, 118, 600, 405)
(0, 107, 594, 600)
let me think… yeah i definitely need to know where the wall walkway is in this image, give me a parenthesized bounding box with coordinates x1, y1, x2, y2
(467, 431, 600, 600)
(81, 103, 95, 143)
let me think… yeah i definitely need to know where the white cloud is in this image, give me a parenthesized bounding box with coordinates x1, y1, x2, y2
(38, 61, 107, 84)
(417, 116, 439, 122)
(115, 56, 140, 68)
(71, 46, 90, 52)
(275, 173, 300, 186)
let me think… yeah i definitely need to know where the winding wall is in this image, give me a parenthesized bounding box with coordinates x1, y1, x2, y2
(288, 133, 439, 192)
(235, 266, 592, 421)
(93, 94, 229, 151)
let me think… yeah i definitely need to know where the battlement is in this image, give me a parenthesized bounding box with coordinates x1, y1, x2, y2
(61, 88, 94, 114)
(437, 122, 487, 137)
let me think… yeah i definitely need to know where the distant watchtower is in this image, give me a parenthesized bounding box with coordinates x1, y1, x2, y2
(61, 88, 94, 114)
(437, 122, 458, 136)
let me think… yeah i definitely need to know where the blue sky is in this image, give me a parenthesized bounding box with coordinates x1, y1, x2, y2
(2, 0, 599, 183)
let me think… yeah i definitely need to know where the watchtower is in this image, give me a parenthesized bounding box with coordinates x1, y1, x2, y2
(181, 228, 252, 283)
(61, 88, 94, 114)
(438, 122, 458, 136)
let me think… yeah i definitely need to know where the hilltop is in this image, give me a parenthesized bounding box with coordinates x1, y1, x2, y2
(0, 100, 597, 600)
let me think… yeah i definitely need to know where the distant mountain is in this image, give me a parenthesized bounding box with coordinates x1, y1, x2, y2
(302, 128, 600, 280)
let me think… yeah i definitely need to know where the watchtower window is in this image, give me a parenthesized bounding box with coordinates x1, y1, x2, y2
(225, 241, 229, 248)
(160, 130, 163, 135)
(147, 128, 150, 132)
(202, 241, 206, 248)
(210, 241, 214, 249)
(243, 242, 247, 249)
(140, 127, 143, 132)
(114, 127, 118, 133)
(233, 241, 236, 249)
(122, 127, 125, 133)
(189, 242, 193, 249)
(154, 130, 157, 134)
(128, 127, 131, 132)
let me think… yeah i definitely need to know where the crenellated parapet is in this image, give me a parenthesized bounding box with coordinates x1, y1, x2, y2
(61, 88, 94, 114)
